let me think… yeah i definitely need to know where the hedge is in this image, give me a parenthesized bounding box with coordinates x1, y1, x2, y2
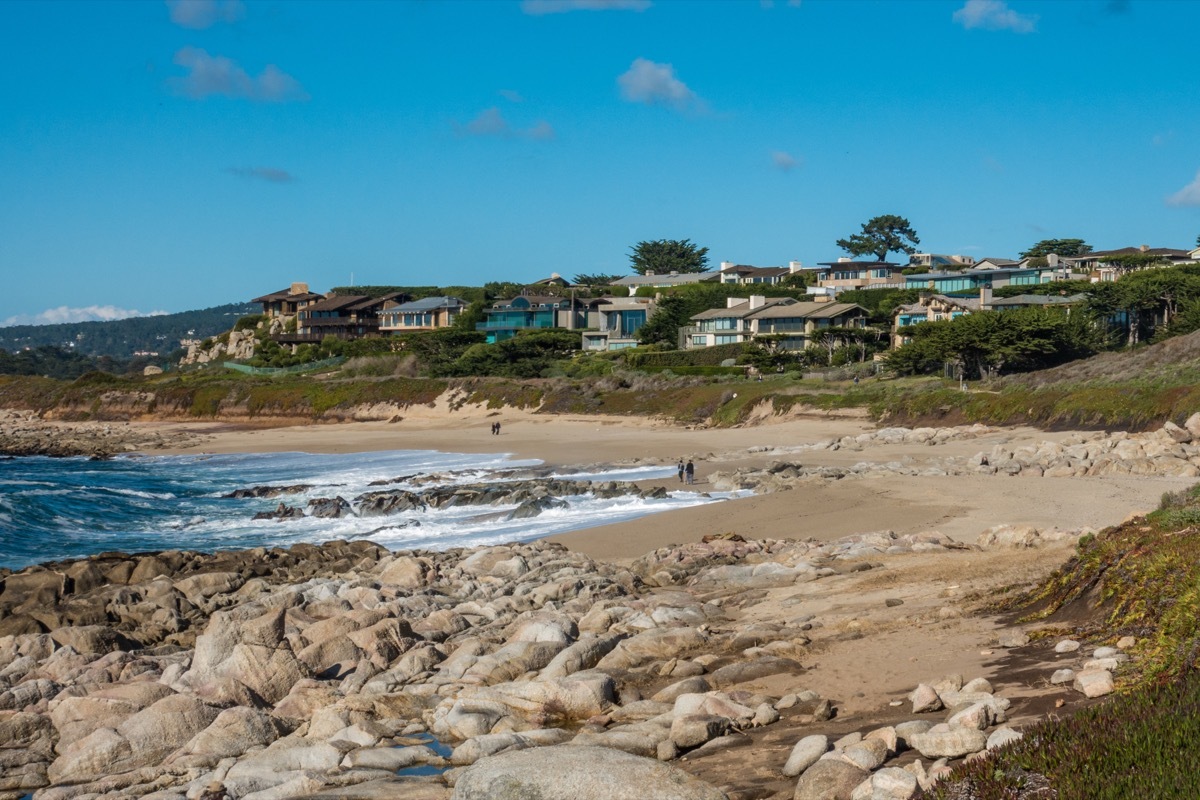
(626, 343, 747, 368)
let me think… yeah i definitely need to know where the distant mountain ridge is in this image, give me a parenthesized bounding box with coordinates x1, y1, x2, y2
(0, 303, 256, 360)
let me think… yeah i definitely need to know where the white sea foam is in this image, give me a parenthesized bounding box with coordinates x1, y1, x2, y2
(1, 448, 743, 570)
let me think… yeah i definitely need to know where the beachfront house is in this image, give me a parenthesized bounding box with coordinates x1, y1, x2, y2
(251, 283, 324, 319)
(379, 296, 468, 334)
(684, 295, 866, 351)
(580, 296, 655, 352)
(891, 293, 982, 348)
(717, 261, 805, 286)
(611, 271, 721, 296)
(1064, 245, 1198, 282)
(477, 295, 590, 343)
(812, 259, 906, 292)
(282, 293, 405, 343)
(908, 253, 976, 270)
(902, 265, 1073, 293)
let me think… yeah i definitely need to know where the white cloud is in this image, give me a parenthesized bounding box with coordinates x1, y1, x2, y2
(227, 166, 295, 183)
(165, 0, 244, 29)
(953, 0, 1038, 33)
(169, 47, 309, 102)
(499, 89, 524, 103)
(617, 58, 700, 110)
(3, 306, 168, 327)
(1166, 169, 1200, 207)
(771, 151, 799, 171)
(459, 107, 556, 140)
(522, 0, 650, 14)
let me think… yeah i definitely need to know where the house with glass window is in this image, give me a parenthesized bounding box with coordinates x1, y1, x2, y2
(718, 261, 805, 286)
(903, 266, 1057, 293)
(891, 294, 982, 348)
(477, 295, 589, 343)
(812, 259, 906, 291)
(379, 296, 468, 334)
(284, 293, 405, 342)
(580, 297, 654, 352)
(251, 282, 324, 319)
(684, 295, 866, 351)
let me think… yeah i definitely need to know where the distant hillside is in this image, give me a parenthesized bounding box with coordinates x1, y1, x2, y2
(0, 303, 256, 360)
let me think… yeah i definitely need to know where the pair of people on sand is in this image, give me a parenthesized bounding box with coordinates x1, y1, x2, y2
(490, 422, 501, 435)
(676, 458, 695, 485)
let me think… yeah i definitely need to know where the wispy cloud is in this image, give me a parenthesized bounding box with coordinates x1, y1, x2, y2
(3, 306, 168, 327)
(771, 151, 799, 171)
(458, 107, 555, 140)
(617, 58, 701, 111)
(760, 0, 803, 8)
(1166, 169, 1200, 207)
(499, 89, 524, 103)
(169, 47, 309, 102)
(165, 0, 244, 29)
(522, 0, 650, 14)
(953, 0, 1038, 32)
(227, 166, 295, 183)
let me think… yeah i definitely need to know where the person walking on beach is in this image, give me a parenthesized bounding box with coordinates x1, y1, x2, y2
(685, 460, 695, 485)
(677, 459, 685, 483)
(495, 421, 501, 435)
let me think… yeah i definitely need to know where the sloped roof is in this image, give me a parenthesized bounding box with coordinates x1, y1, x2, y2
(690, 298, 796, 321)
(613, 271, 721, 286)
(720, 265, 790, 278)
(815, 261, 901, 268)
(304, 295, 370, 313)
(749, 301, 866, 320)
(252, 288, 324, 303)
(385, 296, 466, 312)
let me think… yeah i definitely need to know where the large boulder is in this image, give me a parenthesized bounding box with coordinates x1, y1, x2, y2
(183, 607, 309, 705)
(49, 682, 176, 748)
(452, 745, 727, 800)
(782, 734, 828, 777)
(792, 758, 869, 800)
(908, 727, 987, 759)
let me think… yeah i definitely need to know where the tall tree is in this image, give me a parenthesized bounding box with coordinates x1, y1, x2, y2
(1019, 238, 1093, 259)
(628, 239, 710, 275)
(836, 215, 920, 263)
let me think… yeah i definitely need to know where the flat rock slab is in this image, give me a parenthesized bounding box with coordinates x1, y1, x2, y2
(451, 745, 728, 800)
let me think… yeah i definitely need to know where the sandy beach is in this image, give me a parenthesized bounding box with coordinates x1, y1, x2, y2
(3, 406, 1188, 799)
(150, 406, 1190, 562)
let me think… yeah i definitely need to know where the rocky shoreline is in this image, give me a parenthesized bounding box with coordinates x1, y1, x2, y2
(0, 522, 1116, 800)
(0, 411, 210, 459)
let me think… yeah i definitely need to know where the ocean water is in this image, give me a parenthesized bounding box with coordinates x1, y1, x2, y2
(0, 450, 737, 571)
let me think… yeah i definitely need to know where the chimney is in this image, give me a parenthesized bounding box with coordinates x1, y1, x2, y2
(749, 295, 766, 309)
(726, 297, 751, 309)
(1047, 253, 1059, 268)
(980, 286, 992, 309)
(838, 257, 851, 263)
(789, 260, 803, 273)
(290, 282, 309, 296)
(720, 261, 733, 270)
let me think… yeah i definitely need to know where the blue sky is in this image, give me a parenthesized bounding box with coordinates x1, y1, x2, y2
(2, 0, 1200, 325)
